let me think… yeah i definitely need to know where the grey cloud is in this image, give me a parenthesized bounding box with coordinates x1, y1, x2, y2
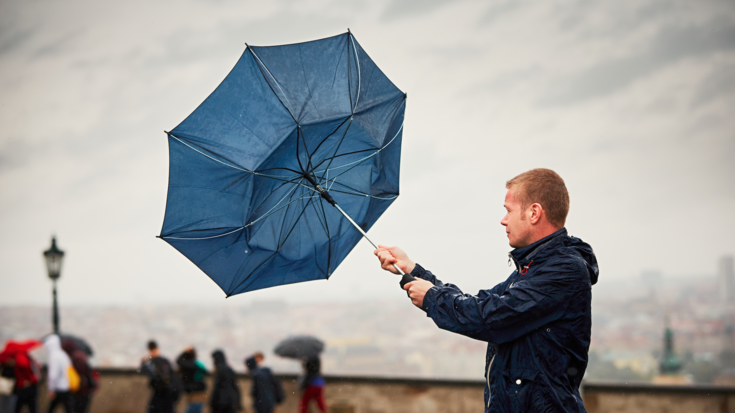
(0, 137, 43, 172)
(458, 66, 543, 97)
(380, 0, 458, 22)
(691, 63, 735, 108)
(538, 18, 735, 107)
(0, 26, 35, 56)
(476, 0, 525, 27)
(30, 29, 82, 60)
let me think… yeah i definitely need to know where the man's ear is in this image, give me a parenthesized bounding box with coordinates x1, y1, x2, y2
(529, 203, 543, 224)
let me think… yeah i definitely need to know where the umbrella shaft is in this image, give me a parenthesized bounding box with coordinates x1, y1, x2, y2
(333, 204, 404, 275)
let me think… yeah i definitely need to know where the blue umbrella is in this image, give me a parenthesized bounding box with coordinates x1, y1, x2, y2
(159, 31, 414, 296)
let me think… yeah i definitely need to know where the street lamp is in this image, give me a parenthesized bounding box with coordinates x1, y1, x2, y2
(43, 237, 65, 334)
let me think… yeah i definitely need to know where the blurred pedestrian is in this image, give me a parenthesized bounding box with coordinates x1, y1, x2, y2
(175, 348, 207, 413)
(61, 339, 95, 413)
(0, 340, 42, 413)
(43, 335, 72, 413)
(298, 357, 325, 413)
(210, 350, 241, 413)
(140, 341, 178, 413)
(245, 352, 283, 413)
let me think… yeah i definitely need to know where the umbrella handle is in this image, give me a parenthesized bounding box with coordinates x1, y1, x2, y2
(398, 269, 415, 288)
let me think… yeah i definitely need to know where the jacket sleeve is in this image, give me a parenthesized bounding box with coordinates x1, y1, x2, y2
(423, 259, 587, 344)
(412, 264, 509, 296)
(413, 265, 512, 341)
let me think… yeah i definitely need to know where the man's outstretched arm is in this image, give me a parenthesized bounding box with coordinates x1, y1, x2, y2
(374, 245, 510, 314)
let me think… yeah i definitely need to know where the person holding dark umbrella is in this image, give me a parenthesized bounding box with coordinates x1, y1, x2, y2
(273, 336, 325, 413)
(61, 338, 95, 413)
(298, 357, 325, 413)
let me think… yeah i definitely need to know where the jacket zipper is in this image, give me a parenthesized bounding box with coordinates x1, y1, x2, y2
(486, 353, 495, 408)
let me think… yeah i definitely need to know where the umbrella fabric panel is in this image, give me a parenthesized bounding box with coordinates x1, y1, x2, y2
(171, 51, 295, 172)
(249, 34, 353, 124)
(161, 137, 257, 237)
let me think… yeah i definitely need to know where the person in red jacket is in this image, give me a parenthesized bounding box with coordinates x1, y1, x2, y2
(0, 340, 43, 413)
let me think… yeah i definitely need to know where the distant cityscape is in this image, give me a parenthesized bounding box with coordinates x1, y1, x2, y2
(2, 255, 734, 384)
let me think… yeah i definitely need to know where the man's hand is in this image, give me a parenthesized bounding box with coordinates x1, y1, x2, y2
(48, 392, 55, 400)
(403, 279, 434, 308)
(373, 245, 416, 274)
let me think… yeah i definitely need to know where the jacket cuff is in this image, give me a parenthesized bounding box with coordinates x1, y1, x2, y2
(422, 285, 439, 313)
(411, 263, 430, 281)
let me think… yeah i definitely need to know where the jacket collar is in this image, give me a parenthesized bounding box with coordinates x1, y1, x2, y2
(509, 228, 567, 271)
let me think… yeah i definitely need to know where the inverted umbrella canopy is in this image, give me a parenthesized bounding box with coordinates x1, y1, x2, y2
(159, 31, 410, 296)
(274, 336, 324, 359)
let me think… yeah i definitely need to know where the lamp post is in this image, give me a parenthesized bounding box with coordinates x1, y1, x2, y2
(43, 237, 65, 334)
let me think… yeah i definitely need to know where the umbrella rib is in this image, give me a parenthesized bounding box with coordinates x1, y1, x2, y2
(228, 250, 279, 295)
(171, 134, 321, 190)
(308, 115, 352, 167)
(317, 117, 353, 182)
(161, 189, 318, 241)
(318, 122, 403, 182)
(249, 47, 297, 122)
(278, 196, 315, 250)
(228, 196, 315, 294)
(325, 181, 398, 200)
(275, 181, 306, 248)
(328, 188, 398, 201)
(298, 126, 315, 173)
(349, 33, 361, 112)
(315, 197, 332, 275)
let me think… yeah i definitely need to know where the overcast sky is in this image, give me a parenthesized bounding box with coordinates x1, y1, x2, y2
(1, 0, 734, 306)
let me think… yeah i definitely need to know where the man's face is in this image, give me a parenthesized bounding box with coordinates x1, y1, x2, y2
(501, 188, 532, 248)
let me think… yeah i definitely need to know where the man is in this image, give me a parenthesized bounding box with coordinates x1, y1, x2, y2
(375, 168, 598, 412)
(140, 340, 177, 413)
(245, 352, 284, 413)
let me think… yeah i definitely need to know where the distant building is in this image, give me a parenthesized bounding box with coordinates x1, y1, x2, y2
(719, 256, 735, 304)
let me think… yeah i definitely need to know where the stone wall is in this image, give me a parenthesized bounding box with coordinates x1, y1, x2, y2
(32, 369, 735, 413)
(36, 369, 486, 413)
(583, 382, 735, 413)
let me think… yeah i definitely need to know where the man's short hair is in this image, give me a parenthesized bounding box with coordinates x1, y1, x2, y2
(506, 168, 569, 228)
(147, 340, 158, 351)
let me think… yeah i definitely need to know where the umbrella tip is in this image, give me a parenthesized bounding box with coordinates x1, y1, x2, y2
(347, 28, 351, 33)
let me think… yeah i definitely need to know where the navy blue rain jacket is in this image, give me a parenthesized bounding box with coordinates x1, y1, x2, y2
(415, 228, 598, 412)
